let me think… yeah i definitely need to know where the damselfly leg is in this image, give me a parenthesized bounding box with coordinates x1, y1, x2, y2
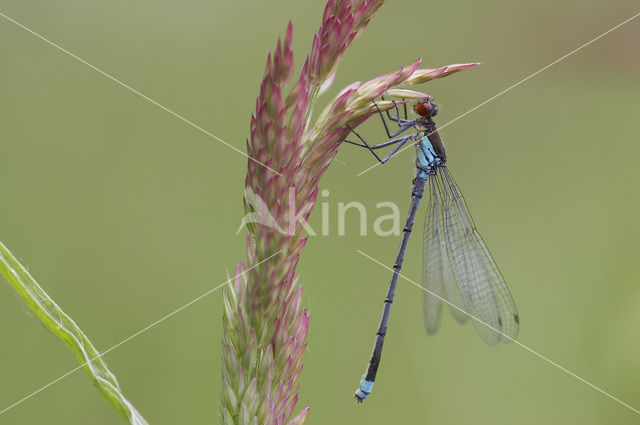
(344, 128, 413, 164)
(372, 99, 415, 138)
(344, 99, 418, 164)
(380, 96, 411, 127)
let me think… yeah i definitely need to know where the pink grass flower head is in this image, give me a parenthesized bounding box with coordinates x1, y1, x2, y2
(221, 2, 478, 424)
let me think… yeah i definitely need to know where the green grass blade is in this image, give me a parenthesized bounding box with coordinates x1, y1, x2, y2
(0, 241, 148, 424)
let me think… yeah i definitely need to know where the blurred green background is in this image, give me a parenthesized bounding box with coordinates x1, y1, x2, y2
(1, 0, 639, 424)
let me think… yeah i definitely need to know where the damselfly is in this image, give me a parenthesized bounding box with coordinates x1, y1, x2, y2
(345, 99, 519, 402)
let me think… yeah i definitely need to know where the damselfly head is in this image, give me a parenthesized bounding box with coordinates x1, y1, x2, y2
(413, 100, 439, 117)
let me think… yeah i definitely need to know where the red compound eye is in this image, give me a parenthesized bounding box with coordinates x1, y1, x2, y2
(413, 101, 433, 116)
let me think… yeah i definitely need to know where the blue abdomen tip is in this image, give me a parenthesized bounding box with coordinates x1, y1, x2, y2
(354, 379, 374, 401)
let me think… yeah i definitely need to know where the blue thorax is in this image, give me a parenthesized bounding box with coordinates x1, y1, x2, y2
(416, 135, 443, 178)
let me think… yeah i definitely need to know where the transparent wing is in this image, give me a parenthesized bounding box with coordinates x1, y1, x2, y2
(437, 167, 519, 344)
(422, 175, 467, 334)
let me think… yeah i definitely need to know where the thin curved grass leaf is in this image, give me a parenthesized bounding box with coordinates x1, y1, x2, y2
(0, 241, 148, 425)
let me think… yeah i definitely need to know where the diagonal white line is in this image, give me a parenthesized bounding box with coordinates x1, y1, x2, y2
(0, 250, 282, 416)
(356, 10, 640, 177)
(0, 10, 282, 177)
(356, 249, 640, 415)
